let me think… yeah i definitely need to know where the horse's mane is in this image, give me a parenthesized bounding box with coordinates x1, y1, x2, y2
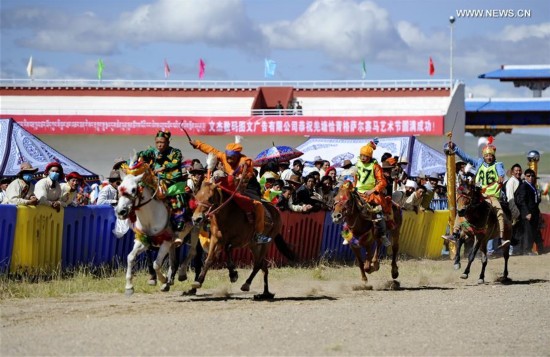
(121, 160, 158, 191)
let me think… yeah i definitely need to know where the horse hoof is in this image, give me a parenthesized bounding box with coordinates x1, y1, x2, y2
(477, 279, 485, 284)
(178, 272, 188, 282)
(161, 284, 170, 292)
(229, 271, 239, 283)
(191, 281, 202, 289)
(454, 263, 461, 270)
(147, 279, 157, 286)
(460, 274, 468, 279)
(125, 288, 134, 296)
(241, 283, 250, 292)
(389, 280, 400, 290)
(181, 288, 197, 296)
(254, 292, 274, 300)
(391, 269, 399, 280)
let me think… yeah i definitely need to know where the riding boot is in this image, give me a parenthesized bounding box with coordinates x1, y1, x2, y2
(375, 213, 390, 247)
(442, 231, 460, 243)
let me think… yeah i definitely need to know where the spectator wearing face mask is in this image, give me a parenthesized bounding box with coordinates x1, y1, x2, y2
(1, 162, 39, 205)
(34, 162, 65, 212)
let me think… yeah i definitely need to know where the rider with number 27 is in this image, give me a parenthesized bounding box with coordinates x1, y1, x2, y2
(353, 139, 391, 247)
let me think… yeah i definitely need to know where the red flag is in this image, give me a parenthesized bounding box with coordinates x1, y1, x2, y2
(429, 57, 435, 76)
(199, 58, 205, 79)
(164, 59, 170, 79)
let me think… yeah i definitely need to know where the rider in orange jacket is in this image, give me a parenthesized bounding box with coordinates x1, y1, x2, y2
(189, 137, 271, 244)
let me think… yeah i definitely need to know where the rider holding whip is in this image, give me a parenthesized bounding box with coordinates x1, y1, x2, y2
(445, 136, 510, 250)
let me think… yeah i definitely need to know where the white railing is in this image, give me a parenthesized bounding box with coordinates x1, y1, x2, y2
(0, 78, 452, 90)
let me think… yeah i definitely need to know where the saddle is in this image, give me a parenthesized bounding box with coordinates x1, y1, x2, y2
(352, 191, 377, 220)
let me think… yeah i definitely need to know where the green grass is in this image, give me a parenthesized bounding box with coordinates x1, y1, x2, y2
(0, 257, 446, 300)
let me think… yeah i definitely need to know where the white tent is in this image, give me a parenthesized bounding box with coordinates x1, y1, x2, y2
(296, 136, 446, 177)
(0, 118, 98, 180)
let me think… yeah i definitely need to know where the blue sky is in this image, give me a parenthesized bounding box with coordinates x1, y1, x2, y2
(1, 0, 549, 98)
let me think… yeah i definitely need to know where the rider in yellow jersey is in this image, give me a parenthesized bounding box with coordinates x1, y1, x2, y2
(446, 137, 509, 249)
(353, 140, 391, 247)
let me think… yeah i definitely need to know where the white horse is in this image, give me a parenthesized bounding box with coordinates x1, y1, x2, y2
(115, 161, 196, 296)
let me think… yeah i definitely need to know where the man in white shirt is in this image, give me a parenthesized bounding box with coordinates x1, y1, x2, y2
(97, 170, 121, 205)
(34, 162, 64, 212)
(186, 162, 206, 194)
(0, 178, 10, 203)
(506, 163, 523, 253)
(403, 184, 427, 213)
(2, 162, 39, 206)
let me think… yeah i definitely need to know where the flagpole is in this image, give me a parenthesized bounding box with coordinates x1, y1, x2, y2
(449, 16, 455, 91)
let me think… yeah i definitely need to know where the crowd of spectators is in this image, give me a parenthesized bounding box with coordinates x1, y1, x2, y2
(1, 146, 546, 257)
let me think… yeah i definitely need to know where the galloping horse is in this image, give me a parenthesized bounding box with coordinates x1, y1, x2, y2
(115, 161, 195, 295)
(455, 182, 511, 283)
(331, 181, 402, 284)
(191, 180, 295, 300)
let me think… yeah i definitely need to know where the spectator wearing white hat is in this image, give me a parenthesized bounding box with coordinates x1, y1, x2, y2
(403, 182, 427, 213)
(392, 179, 416, 207)
(1, 162, 39, 205)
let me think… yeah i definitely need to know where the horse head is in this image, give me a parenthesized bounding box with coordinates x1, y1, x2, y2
(192, 181, 221, 226)
(115, 160, 156, 220)
(332, 180, 355, 224)
(456, 182, 483, 217)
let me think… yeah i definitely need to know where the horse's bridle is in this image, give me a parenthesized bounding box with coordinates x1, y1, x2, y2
(333, 192, 364, 229)
(120, 181, 159, 211)
(196, 176, 245, 217)
(456, 190, 490, 234)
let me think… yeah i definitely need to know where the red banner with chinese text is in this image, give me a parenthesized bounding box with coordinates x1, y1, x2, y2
(7, 114, 444, 136)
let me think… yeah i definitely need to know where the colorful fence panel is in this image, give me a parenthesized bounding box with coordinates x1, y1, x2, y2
(398, 210, 448, 258)
(6, 205, 547, 274)
(0, 205, 18, 274)
(230, 210, 327, 266)
(62, 206, 135, 269)
(10, 206, 64, 273)
(320, 211, 355, 262)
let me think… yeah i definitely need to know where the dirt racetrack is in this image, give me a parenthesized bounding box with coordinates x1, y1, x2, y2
(2, 255, 549, 356)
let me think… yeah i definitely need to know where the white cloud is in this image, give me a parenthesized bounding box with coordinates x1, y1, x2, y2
(5, 0, 265, 55)
(261, 0, 404, 61)
(497, 23, 550, 42)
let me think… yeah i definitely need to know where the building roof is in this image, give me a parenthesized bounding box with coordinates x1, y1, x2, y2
(465, 98, 550, 112)
(478, 65, 550, 80)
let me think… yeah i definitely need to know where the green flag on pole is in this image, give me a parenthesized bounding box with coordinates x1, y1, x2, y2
(361, 59, 367, 79)
(97, 59, 104, 80)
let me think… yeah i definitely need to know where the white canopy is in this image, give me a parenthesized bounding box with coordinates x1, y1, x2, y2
(296, 136, 446, 177)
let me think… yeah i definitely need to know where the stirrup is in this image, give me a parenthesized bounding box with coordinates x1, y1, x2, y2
(497, 239, 511, 249)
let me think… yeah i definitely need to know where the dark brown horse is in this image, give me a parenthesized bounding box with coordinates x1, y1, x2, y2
(455, 183, 511, 283)
(331, 181, 402, 284)
(191, 181, 295, 299)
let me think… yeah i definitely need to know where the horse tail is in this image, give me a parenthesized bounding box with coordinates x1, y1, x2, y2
(274, 234, 297, 262)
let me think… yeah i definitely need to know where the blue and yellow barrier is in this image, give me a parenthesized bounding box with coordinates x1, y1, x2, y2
(0, 205, 18, 273)
(10, 206, 64, 274)
(62, 206, 135, 270)
(4, 205, 546, 274)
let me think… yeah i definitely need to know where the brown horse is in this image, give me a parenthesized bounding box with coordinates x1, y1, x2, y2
(190, 180, 295, 299)
(331, 181, 402, 284)
(455, 183, 511, 283)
